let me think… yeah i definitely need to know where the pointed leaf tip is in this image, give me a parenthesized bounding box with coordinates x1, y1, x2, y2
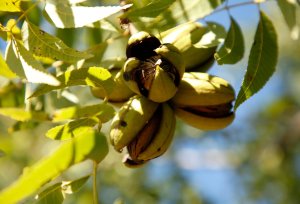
(234, 11, 278, 110)
(215, 17, 244, 65)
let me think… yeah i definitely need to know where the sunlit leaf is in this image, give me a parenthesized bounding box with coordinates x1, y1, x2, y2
(0, 129, 108, 203)
(35, 175, 90, 203)
(61, 175, 90, 194)
(0, 0, 21, 12)
(6, 19, 22, 40)
(150, 0, 224, 30)
(235, 12, 278, 110)
(80, 42, 108, 68)
(22, 21, 92, 63)
(35, 183, 64, 204)
(0, 108, 49, 121)
(52, 103, 115, 123)
(46, 118, 99, 140)
(194, 22, 226, 48)
(124, 0, 175, 18)
(29, 67, 113, 98)
(215, 17, 244, 65)
(5, 40, 60, 86)
(46, 0, 88, 4)
(44, 2, 131, 28)
(0, 53, 16, 78)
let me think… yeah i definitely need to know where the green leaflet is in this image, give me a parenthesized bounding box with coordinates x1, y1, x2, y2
(29, 67, 114, 98)
(35, 183, 64, 204)
(5, 40, 24, 77)
(167, 0, 224, 21)
(277, 0, 298, 35)
(235, 12, 278, 110)
(22, 21, 93, 63)
(0, 129, 108, 204)
(5, 40, 60, 86)
(35, 175, 90, 204)
(0, 0, 21, 12)
(46, 117, 99, 140)
(0, 108, 49, 122)
(215, 17, 244, 65)
(52, 103, 115, 123)
(61, 175, 90, 194)
(44, 3, 131, 28)
(0, 53, 16, 78)
(124, 0, 176, 18)
(200, 22, 227, 48)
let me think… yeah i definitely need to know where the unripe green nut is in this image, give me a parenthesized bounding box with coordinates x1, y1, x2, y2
(171, 72, 235, 130)
(161, 22, 217, 71)
(109, 95, 159, 152)
(90, 68, 134, 103)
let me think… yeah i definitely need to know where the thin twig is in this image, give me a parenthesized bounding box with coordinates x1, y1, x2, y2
(11, 0, 41, 31)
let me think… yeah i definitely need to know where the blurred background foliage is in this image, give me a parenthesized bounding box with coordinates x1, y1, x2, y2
(0, 0, 300, 204)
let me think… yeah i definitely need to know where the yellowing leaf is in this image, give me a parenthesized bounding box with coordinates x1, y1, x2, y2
(46, 118, 99, 140)
(235, 12, 278, 110)
(6, 19, 22, 40)
(0, 53, 16, 78)
(0, 129, 108, 203)
(0, 0, 21, 12)
(22, 21, 93, 63)
(45, 3, 131, 28)
(29, 67, 113, 98)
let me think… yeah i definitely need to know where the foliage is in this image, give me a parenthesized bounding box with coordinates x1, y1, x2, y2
(0, 0, 299, 203)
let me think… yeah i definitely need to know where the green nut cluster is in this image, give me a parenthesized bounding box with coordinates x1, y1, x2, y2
(99, 24, 236, 168)
(123, 31, 185, 103)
